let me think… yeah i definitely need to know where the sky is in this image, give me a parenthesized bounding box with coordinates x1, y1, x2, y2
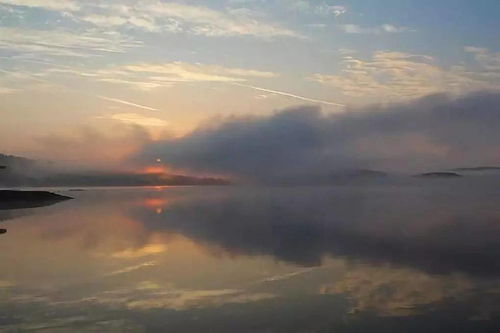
(0, 0, 500, 175)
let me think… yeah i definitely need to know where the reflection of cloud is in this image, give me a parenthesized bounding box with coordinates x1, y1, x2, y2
(130, 185, 500, 277)
(258, 267, 317, 283)
(105, 261, 156, 276)
(321, 265, 473, 316)
(125, 289, 275, 311)
(0, 280, 15, 288)
(112, 244, 167, 259)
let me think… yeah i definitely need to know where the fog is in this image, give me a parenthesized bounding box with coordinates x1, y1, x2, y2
(136, 91, 500, 182)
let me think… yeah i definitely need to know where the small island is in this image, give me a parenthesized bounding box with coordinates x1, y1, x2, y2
(451, 166, 500, 172)
(418, 172, 462, 178)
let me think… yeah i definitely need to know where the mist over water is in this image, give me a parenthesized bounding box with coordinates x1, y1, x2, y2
(136, 92, 500, 182)
(1, 182, 499, 331)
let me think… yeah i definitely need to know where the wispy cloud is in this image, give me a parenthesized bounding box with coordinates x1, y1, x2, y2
(1, 0, 301, 39)
(0, 86, 18, 94)
(340, 24, 413, 34)
(65, 62, 280, 91)
(288, 1, 347, 17)
(309, 51, 497, 102)
(105, 113, 168, 128)
(0, 27, 141, 57)
(465, 46, 500, 72)
(123, 1, 301, 38)
(120, 62, 277, 81)
(0, 0, 80, 11)
(1, 64, 161, 111)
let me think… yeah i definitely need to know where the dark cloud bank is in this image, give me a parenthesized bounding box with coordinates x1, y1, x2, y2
(136, 91, 500, 182)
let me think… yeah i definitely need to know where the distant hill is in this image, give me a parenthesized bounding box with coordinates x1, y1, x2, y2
(19, 171, 230, 187)
(418, 172, 462, 178)
(450, 166, 500, 172)
(0, 154, 38, 168)
(0, 153, 230, 187)
(331, 169, 388, 179)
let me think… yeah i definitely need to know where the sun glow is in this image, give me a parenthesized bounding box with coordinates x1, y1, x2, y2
(141, 166, 169, 175)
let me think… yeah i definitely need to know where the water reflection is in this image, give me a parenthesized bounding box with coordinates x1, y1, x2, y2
(132, 186, 500, 276)
(0, 185, 499, 331)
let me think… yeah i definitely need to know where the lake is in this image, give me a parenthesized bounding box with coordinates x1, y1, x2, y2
(1, 183, 499, 332)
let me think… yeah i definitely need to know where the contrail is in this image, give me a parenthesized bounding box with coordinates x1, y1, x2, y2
(1, 68, 159, 112)
(96, 95, 159, 111)
(233, 83, 345, 108)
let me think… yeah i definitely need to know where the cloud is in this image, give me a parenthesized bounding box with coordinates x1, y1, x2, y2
(74, 62, 278, 90)
(134, 91, 500, 180)
(339, 24, 374, 34)
(465, 46, 500, 73)
(0, 0, 80, 11)
(339, 24, 412, 34)
(381, 24, 412, 33)
(6, 0, 299, 39)
(0, 27, 141, 57)
(289, 1, 347, 17)
(127, 1, 300, 38)
(97, 78, 166, 91)
(100, 113, 168, 128)
(0, 86, 18, 94)
(120, 62, 277, 81)
(1, 1, 300, 39)
(310, 51, 499, 102)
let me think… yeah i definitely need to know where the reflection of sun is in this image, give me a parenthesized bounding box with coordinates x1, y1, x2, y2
(141, 198, 168, 214)
(142, 198, 168, 208)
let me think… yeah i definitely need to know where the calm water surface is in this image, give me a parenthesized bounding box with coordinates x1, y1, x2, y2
(1, 183, 500, 332)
